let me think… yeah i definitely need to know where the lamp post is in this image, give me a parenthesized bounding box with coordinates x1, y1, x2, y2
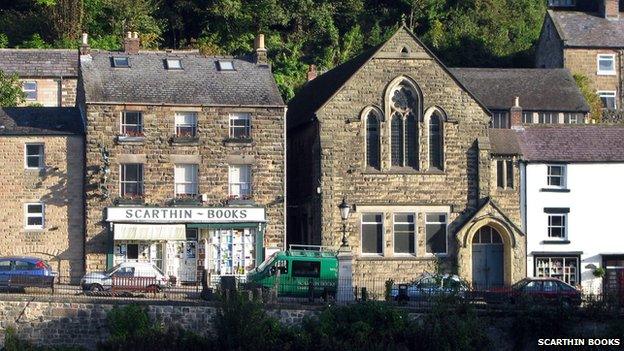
(338, 198, 351, 248)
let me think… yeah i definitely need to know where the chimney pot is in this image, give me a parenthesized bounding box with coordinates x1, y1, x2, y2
(82, 33, 88, 45)
(126, 31, 132, 38)
(254, 34, 265, 51)
(253, 33, 268, 65)
(123, 32, 140, 54)
(307, 64, 318, 81)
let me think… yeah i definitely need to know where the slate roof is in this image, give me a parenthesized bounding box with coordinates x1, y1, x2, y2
(548, 10, 624, 48)
(80, 51, 284, 106)
(286, 45, 381, 129)
(517, 125, 624, 162)
(0, 108, 82, 135)
(450, 68, 589, 112)
(0, 49, 79, 77)
(489, 129, 522, 155)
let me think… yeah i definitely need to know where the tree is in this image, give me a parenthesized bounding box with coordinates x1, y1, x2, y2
(574, 73, 603, 122)
(0, 70, 26, 107)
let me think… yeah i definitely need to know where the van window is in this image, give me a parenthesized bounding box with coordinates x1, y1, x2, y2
(292, 261, 320, 278)
(0, 261, 11, 271)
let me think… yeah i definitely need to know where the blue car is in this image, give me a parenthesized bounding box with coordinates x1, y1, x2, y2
(0, 256, 56, 290)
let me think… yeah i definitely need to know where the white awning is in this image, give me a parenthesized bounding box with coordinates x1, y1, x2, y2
(114, 224, 186, 241)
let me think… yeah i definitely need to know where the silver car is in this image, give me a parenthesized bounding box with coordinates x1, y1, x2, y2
(390, 273, 468, 301)
(80, 262, 168, 292)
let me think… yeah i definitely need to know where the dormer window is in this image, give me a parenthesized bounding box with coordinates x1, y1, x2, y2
(112, 57, 130, 68)
(165, 59, 182, 70)
(217, 60, 234, 71)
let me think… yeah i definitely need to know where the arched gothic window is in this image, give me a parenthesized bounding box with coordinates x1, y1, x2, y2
(429, 112, 443, 170)
(366, 111, 381, 170)
(388, 81, 420, 169)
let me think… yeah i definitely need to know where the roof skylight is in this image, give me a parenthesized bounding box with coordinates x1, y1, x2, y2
(217, 60, 234, 71)
(112, 56, 130, 68)
(165, 58, 182, 70)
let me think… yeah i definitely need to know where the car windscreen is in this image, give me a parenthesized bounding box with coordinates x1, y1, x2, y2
(255, 253, 277, 273)
(106, 263, 123, 274)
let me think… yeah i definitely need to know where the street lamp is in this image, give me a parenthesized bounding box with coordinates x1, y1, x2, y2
(338, 198, 351, 248)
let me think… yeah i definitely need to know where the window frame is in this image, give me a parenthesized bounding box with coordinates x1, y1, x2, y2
(24, 202, 44, 229)
(491, 111, 510, 129)
(425, 212, 448, 255)
(120, 111, 144, 136)
(546, 164, 566, 189)
(393, 212, 416, 255)
(228, 164, 252, 199)
(496, 159, 514, 190)
(361, 212, 384, 256)
(22, 81, 37, 101)
(534, 256, 579, 286)
(597, 54, 616, 75)
(598, 91, 617, 110)
(522, 111, 534, 124)
(217, 60, 235, 71)
(428, 113, 444, 171)
(538, 112, 558, 124)
(174, 112, 198, 138)
(24, 143, 44, 170)
(174, 164, 199, 196)
(365, 110, 381, 170)
(387, 82, 420, 170)
(228, 113, 252, 139)
(547, 213, 567, 240)
(112, 56, 130, 68)
(165, 58, 183, 70)
(119, 163, 144, 197)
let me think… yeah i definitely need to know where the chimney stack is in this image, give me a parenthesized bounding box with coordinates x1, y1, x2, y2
(254, 33, 268, 65)
(307, 64, 317, 81)
(123, 31, 140, 54)
(510, 96, 523, 129)
(80, 33, 90, 55)
(600, 0, 620, 19)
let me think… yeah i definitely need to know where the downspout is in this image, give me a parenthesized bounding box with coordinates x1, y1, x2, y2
(283, 107, 288, 251)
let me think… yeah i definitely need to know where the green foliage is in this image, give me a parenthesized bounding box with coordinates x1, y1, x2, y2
(384, 279, 394, 301)
(105, 304, 152, 342)
(0, 34, 8, 48)
(19, 34, 52, 49)
(97, 326, 213, 351)
(0, 70, 25, 107)
(510, 297, 577, 350)
(574, 73, 603, 122)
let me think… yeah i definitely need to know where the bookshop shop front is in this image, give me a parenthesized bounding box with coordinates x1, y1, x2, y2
(106, 207, 266, 283)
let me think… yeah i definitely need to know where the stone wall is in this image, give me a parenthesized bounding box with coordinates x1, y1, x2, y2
(17, 78, 77, 107)
(0, 135, 84, 282)
(534, 16, 564, 69)
(564, 48, 621, 104)
(84, 104, 285, 271)
(0, 296, 320, 350)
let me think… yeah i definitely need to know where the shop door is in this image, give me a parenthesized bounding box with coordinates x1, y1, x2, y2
(178, 241, 197, 283)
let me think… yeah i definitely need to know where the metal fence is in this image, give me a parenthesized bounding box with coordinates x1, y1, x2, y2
(0, 276, 623, 312)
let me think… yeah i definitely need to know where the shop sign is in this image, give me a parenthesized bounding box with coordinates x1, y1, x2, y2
(106, 207, 265, 223)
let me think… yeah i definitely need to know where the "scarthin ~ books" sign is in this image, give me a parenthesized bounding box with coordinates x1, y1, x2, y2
(106, 207, 265, 223)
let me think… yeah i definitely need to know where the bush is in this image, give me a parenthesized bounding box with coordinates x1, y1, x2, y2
(97, 326, 213, 351)
(105, 305, 152, 342)
(510, 297, 577, 350)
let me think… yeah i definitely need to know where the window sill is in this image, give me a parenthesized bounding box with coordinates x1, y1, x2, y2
(540, 188, 570, 193)
(24, 168, 45, 176)
(597, 71, 616, 76)
(168, 196, 202, 206)
(496, 187, 516, 193)
(114, 197, 145, 205)
(361, 168, 445, 176)
(116, 136, 145, 144)
(171, 136, 199, 145)
(542, 240, 571, 245)
(23, 228, 44, 233)
(224, 138, 253, 145)
(357, 255, 437, 262)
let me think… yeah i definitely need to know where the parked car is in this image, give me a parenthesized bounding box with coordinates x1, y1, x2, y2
(390, 273, 468, 301)
(0, 256, 56, 290)
(483, 277, 581, 306)
(80, 262, 168, 292)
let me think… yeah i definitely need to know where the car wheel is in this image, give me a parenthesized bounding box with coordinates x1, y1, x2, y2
(89, 284, 103, 292)
(146, 284, 161, 293)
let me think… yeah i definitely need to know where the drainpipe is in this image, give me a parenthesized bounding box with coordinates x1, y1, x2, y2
(283, 107, 288, 251)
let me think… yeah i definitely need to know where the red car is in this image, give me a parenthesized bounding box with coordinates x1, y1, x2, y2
(483, 277, 581, 306)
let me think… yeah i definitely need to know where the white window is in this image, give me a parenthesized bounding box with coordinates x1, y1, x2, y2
(22, 81, 37, 101)
(547, 164, 566, 188)
(547, 214, 567, 239)
(121, 111, 143, 136)
(217, 60, 234, 71)
(24, 203, 44, 229)
(535, 256, 578, 286)
(393, 213, 415, 254)
(165, 59, 182, 70)
(538, 112, 558, 124)
(174, 164, 198, 196)
(362, 213, 383, 255)
(228, 165, 251, 199)
(425, 213, 447, 254)
(598, 91, 617, 110)
(175, 112, 197, 138)
(112, 57, 130, 68)
(120, 164, 144, 197)
(564, 113, 582, 124)
(597, 54, 616, 75)
(522, 111, 534, 124)
(229, 113, 251, 139)
(24, 144, 44, 169)
(491, 111, 509, 129)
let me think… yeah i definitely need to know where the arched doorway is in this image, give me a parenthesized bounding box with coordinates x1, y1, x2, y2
(471, 226, 504, 288)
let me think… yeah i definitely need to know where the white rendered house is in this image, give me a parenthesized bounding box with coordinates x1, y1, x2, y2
(518, 125, 624, 294)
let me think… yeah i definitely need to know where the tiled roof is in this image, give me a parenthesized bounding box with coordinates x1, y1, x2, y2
(549, 10, 624, 48)
(0, 108, 82, 135)
(80, 51, 284, 106)
(286, 45, 381, 129)
(517, 125, 624, 162)
(450, 68, 589, 112)
(489, 129, 522, 155)
(0, 49, 79, 77)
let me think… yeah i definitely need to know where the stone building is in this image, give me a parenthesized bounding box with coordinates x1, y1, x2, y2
(287, 26, 525, 288)
(0, 107, 84, 282)
(79, 34, 286, 282)
(0, 49, 78, 107)
(451, 68, 590, 128)
(536, 0, 624, 111)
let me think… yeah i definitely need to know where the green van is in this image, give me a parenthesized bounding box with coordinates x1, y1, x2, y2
(247, 249, 338, 297)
